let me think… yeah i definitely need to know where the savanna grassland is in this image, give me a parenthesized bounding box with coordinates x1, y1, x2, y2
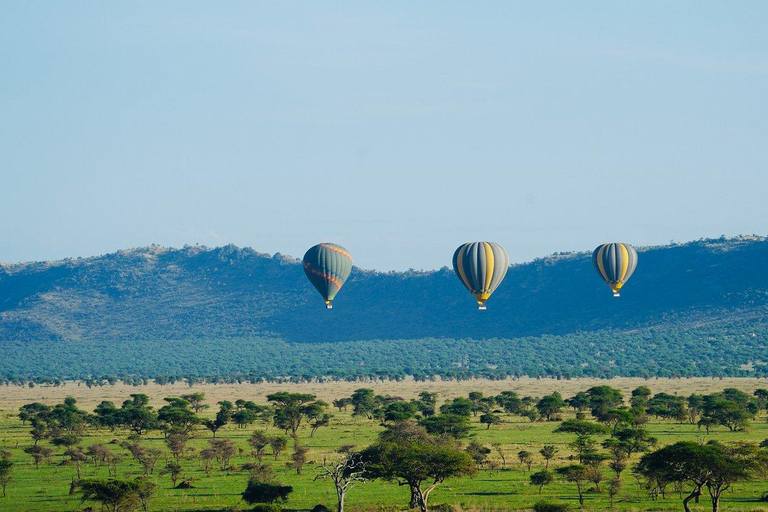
(0, 378, 767, 512)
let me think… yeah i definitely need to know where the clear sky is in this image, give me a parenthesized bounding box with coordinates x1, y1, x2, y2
(1, 2, 766, 271)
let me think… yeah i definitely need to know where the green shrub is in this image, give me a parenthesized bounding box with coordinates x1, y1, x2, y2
(533, 501, 570, 512)
(242, 479, 292, 505)
(250, 504, 281, 512)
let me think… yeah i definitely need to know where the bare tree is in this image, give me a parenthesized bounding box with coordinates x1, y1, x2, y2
(314, 450, 366, 512)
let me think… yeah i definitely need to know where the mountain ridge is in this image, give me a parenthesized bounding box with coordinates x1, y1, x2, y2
(2, 235, 768, 344)
(2, 235, 768, 380)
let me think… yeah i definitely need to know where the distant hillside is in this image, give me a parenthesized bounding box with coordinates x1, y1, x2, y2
(1, 236, 768, 380)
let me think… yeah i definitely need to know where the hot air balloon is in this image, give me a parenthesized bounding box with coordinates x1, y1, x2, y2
(452, 242, 509, 310)
(303, 243, 353, 308)
(592, 243, 638, 297)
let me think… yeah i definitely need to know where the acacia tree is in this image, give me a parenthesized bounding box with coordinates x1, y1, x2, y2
(180, 393, 208, 414)
(530, 469, 553, 494)
(157, 398, 199, 434)
(612, 427, 657, 459)
(555, 464, 588, 507)
(540, 445, 558, 469)
(491, 443, 506, 469)
(314, 449, 367, 512)
(165, 431, 188, 462)
(480, 413, 501, 429)
(636, 441, 758, 512)
(77, 479, 141, 512)
(536, 392, 565, 421)
(517, 451, 534, 473)
(248, 431, 270, 462)
(208, 439, 237, 471)
(160, 461, 183, 487)
(270, 436, 288, 460)
(287, 445, 309, 475)
(267, 392, 326, 439)
(360, 422, 476, 512)
(0, 459, 13, 498)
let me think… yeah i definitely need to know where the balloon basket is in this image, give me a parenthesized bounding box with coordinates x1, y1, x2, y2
(325, 303, 333, 309)
(613, 293, 620, 298)
(477, 305, 487, 310)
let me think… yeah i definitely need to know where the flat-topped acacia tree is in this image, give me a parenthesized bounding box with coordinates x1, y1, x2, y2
(360, 421, 476, 512)
(266, 392, 327, 439)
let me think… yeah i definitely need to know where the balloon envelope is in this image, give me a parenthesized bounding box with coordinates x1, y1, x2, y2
(303, 243, 353, 308)
(592, 242, 638, 297)
(452, 242, 509, 309)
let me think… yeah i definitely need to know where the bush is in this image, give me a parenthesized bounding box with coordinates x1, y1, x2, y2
(533, 501, 570, 512)
(430, 505, 462, 512)
(310, 506, 331, 512)
(242, 479, 292, 505)
(250, 505, 281, 512)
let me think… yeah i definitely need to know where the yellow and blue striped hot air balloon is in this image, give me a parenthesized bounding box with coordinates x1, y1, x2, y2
(452, 242, 509, 310)
(303, 243, 353, 309)
(592, 243, 638, 297)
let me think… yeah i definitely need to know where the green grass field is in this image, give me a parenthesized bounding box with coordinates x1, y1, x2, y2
(0, 382, 767, 511)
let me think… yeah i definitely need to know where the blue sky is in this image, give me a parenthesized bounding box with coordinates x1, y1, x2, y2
(1, 2, 766, 270)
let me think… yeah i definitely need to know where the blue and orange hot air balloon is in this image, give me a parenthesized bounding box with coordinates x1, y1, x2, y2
(452, 242, 509, 310)
(592, 242, 638, 297)
(302, 243, 353, 309)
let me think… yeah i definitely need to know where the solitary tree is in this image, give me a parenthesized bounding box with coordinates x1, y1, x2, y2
(248, 431, 271, 462)
(636, 441, 758, 512)
(270, 436, 288, 460)
(555, 465, 588, 506)
(165, 431, 189, 462)
(530, 469, 554, 494)
(160, 462, 183, 488)
(314, 449, 367, 512)
(0, 459, 13, 497)
(491, 443, 507, 469)
(361, 422, 476, 512)
(608, 477, 622, 506)
(287, 445, 310, 475)
(181, 393, 208, 414)
(208, 439, 237, 471)
(77, 479, 141, 512)
(267, 392, 326, 439)
(480, 413, 501, 429)
(517, 451, 534, 473)
(536, 392, 566, 421)
(540, 445, 558, 469)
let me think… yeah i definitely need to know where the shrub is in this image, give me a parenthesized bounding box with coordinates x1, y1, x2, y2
(430, 505, 463, 512)
(533, 501, 570, 512)
(250, 504, 281, 512)
(242, 479, 292, 505)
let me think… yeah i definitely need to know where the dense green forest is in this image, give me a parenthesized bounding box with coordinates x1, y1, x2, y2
(1, 236, 768, 381)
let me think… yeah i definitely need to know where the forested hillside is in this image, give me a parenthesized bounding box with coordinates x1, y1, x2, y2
(1, 236, 767, 380)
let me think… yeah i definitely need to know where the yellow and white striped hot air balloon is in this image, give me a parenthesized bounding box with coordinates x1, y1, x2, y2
(592, 243, 638, 297)
(452, 242, 509, 310)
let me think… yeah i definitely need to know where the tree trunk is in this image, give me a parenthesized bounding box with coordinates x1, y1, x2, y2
(337, 487, 345, 512)
(408, 483, 419, 509)
(414, 487, 428, 512)
(682, 485, 701, 512)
